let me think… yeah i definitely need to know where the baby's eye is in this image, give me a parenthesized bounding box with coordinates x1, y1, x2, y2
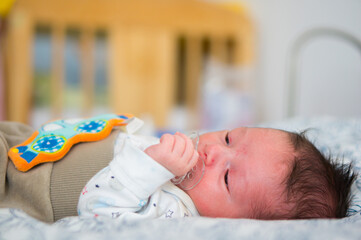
(225, 132, 230, 145)
(224, 170, 229, 191)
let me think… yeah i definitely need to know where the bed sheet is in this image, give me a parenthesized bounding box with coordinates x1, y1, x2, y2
(1, 116, 361, 240)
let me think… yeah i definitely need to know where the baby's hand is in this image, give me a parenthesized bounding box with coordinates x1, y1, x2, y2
(144, 132, 199, 177)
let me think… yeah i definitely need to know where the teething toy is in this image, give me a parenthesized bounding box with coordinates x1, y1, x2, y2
(8, 113, 134, 172)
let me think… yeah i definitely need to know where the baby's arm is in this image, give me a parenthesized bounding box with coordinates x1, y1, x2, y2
(144, 132, 199, 177)
(78, 132, 197, 220)
(78, 138, 175, 219)
(78, 166, 149, 219)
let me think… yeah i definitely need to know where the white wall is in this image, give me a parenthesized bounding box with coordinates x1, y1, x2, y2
(235, 0, 361, 122)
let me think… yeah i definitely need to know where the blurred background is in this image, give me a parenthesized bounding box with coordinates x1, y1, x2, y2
(0, 0, 360, 135)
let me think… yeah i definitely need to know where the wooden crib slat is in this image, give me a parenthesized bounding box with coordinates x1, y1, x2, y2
(210, 37, 228, 64)
(6, 10, 33, 123)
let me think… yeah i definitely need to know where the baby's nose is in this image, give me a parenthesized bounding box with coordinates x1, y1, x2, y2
(204, 144, 225, 166)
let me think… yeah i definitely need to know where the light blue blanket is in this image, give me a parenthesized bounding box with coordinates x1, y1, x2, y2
(1, 117, 361, 240)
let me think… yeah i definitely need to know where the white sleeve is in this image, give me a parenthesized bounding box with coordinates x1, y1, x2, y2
(78, 140, 175, 219)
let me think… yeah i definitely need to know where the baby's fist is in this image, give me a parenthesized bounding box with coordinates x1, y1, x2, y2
(144, 132, 199, 176)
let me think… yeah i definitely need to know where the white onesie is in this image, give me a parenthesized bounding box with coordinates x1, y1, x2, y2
(77, 132, 200, 221)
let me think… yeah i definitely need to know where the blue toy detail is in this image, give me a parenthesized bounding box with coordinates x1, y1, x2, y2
(18, 150, 38, 163)
(17, 146, 28, 153)
(14, 145, 37, 163)
(75, 120, 107, 134)
(32, 135, 66, 153)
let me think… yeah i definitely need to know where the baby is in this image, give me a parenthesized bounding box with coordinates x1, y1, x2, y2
(78, 127, 356, 220)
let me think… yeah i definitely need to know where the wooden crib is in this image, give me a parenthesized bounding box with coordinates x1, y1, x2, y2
(4, 0, 253, 127)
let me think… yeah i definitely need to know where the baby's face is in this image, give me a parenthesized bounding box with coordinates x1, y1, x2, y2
(182, 127, 294, 218)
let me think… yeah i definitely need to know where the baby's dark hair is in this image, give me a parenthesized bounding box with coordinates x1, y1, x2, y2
(281, 130, 357, 219)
